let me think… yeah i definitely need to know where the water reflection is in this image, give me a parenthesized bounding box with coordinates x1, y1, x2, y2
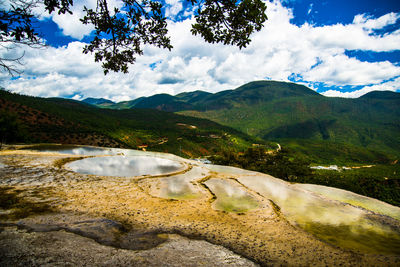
(140, 166, 206, 200)
(206, 164, 257, 175)
(66, 156, 184, 177)
(161, 167, 206, 199)
(205, 178, 259, 213)
(161, 176, 200, 199)
(295, 184, 400, 221)
(24, 144, 117, 156)
(236, 174, 400, 254)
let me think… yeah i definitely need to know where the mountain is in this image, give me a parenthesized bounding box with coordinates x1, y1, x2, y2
(89, 94, 195, 111)
(8, 80, 398, 163)
(82, 97, 114, 105)
(132, 94, 193, 112)
(82, 97, 115, 108)
(175, 90, 212, 103)
(81, 80, 399, 163)
(179, 82, 400, 162)
(109, 97, 147, 109)
(360, 90, 400, 100)
(189, 81, 322, 111)
(0, 90, 263, 158)
(84, 80, 322, 112)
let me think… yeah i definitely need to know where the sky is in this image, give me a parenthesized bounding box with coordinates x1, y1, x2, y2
(1, 0, 400, 102)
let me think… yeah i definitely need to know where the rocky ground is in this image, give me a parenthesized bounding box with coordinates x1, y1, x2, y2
(0, 147, 399, 266)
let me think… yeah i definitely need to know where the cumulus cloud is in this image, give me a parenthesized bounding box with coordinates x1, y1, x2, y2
(321, 77, 400, 98)
(2, 0, 400, 100)
(33, 0, 124, 40)
(302, 54, 400, 86)
(165, 0, 183, 18)
(353, 12, 400, 31)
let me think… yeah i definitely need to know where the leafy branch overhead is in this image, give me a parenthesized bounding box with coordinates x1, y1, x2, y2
(1, 0, 268, 75)
(190, 0, 268, 49)
(0, 0, 44, 75)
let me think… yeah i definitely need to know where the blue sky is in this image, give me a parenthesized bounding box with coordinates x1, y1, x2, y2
(286, 0, 400, 25)
(1, 0, 399, 101)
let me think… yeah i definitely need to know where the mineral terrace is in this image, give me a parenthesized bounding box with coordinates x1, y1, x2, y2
(0, 145, 399, 266)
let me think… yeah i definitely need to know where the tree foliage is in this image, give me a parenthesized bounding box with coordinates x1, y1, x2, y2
(0, 0, 268, 75)
(0, 0, 44, 75)
(210, 146, 313, 180)
(0, 110, 28, 144)
(191, 0, 268, 48)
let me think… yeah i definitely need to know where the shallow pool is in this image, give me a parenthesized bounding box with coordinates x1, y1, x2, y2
(66, 156, 184, 177)
(205, 178, 259, 213)
(23, 144, 118, 156)
(237, 174, 400, 255)
(139, 166, 207, 200)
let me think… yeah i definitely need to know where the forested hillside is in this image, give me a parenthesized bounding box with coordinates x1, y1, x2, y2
(83, 80, 400, 163)
(0, 89, 262, 157)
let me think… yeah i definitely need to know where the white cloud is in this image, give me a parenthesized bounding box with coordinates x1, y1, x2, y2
(165, 0, 183, 18)
(307, 19, 400, 52)
(51, 12, 94, 40)
(353, 12, 400, 31)
(2, 0, 400, 100)
(321, 77, 400, 98)
(33, 0, 124, 40)
(302, 54, 400, 86)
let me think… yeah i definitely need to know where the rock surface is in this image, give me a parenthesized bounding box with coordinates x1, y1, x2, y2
(1, 146, 400, 266)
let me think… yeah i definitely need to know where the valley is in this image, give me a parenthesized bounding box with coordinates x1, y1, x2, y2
(0, 89, 262, 157)
(1, 81, 399, 207)
(82, 81, 400, 164)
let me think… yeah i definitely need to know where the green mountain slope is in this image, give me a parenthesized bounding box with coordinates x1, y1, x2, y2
(0, 90, 262, 158)
(178, 82, 400, 162)
(191, 81, 322, 111)
(175, 90, 212, 103)
(133, 94, 193, 112)
(360, 91, 400, 100)
(82, 97, 115, 106)
(84, 80, 398, 163)
(111, 97, 146, 109)
(91, 93, 196, 111)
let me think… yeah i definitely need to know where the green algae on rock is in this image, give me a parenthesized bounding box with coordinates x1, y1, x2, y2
(205, 178, 259, 213)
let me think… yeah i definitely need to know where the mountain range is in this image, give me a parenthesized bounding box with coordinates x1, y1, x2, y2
(0, 80, 398, 164)
(0, 90, 260, 158)
(82, 81, 400, 163)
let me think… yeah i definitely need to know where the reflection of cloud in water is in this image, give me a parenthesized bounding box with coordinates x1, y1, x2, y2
(237, 174, 400, 254)
(66, 156, 183, 177)
(154, 166, 207, 199)
(210, 181, 247, 198)
(206, 164, 256, 175)
(205, 178, 258, 212)
(69, 147, 115, 155)
(295, 183, 400, 221)
(27, 145, 117, 156)
(238, 175, 364, 225)
(167, 177, 191, 195)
